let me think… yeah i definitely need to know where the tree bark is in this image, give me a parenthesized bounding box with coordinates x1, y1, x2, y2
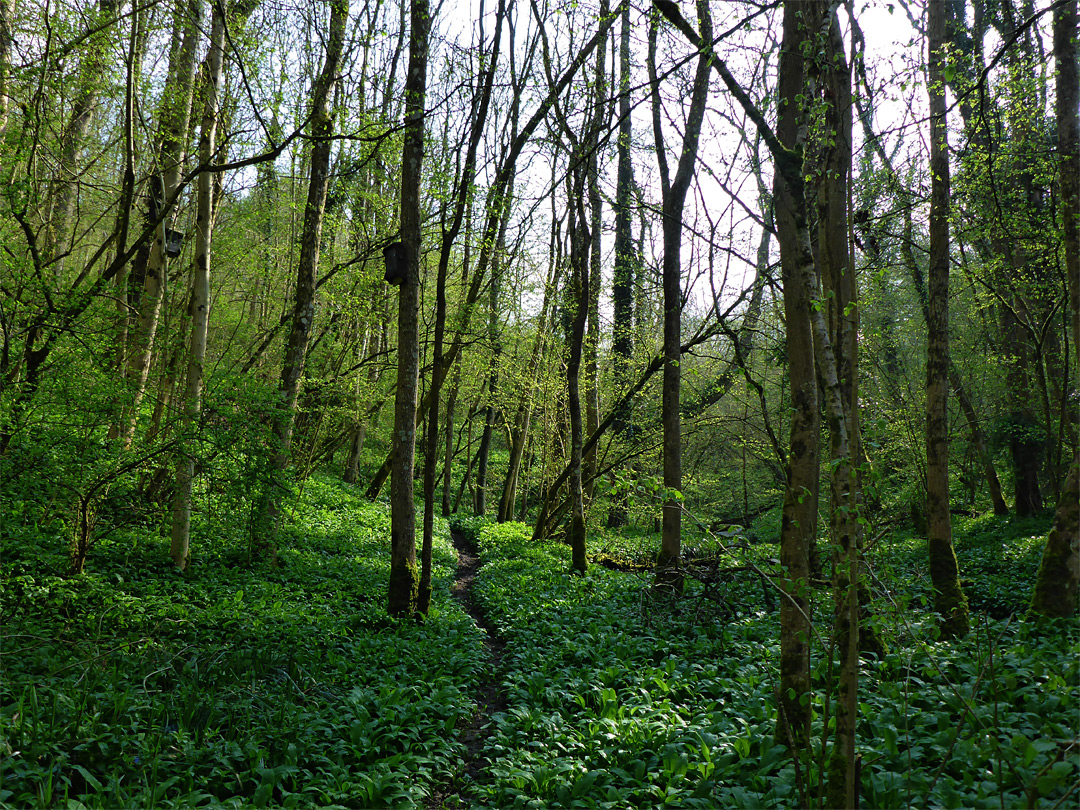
(387, 0, 429, 618)
(650, 0, 712, 593)
(926, 0, 970, 639)
(772, 0, 816, 752)
(170, 0, 226, 571)
(1029, 0, 1079, 619)
(261, 0, 346, 550)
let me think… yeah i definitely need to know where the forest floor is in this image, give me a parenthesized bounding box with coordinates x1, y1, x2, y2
(0, 474, 1077, 809)
(428, 528, 507, 808)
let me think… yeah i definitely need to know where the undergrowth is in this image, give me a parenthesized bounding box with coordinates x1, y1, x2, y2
(0, 476, 485, 809)
(1, 491, 1076, 808)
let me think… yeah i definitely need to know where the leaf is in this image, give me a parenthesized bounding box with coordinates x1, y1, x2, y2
(72, 765, 102, 792)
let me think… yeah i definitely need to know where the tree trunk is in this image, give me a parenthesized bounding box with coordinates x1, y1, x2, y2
(773, 0, 815, 752)
(582, 4, 609, 503)
(926, 0, 970, 639)
(170, 0, 226, 571)
(387, 0, 429, 618)
(608, 0, 635, 529)
(119, 0, 202, 448)
(499, 259, 561, 523)
(650, 0, 712, 593)
(474, 276, 501, 516)
(261, 0, 346, 550)
(1029, 0, 1079, 620)
(421, 0, 505, 611)
(566, 175, 590, 575)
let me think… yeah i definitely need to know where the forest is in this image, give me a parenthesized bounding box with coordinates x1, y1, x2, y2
(0, 0, 1077, 806)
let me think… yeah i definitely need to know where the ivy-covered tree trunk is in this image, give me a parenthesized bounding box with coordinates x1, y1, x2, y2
(607, 0, 635, 529)
(925, 0, 970, 639)
(1029, 0, 1079, 620)
(773, 0, 816, 751)
(387, 0, 429, 618)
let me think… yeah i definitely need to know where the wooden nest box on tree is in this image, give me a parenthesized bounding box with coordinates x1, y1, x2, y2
(383, 241, 409, 286)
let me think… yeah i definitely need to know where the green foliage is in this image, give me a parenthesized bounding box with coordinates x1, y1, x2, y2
(3, 485, 1075, 809)
(457, 520, 1078, 808)
(0, 476, 485, 808)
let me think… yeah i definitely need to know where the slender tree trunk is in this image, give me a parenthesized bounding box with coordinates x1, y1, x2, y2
(650, 0, 712, 592)
(1029, 0, 1079, 619)
(582, 2, 609, 503)
(773, 0, 815, 752)
(119, 0, 202, 448)
(608, 0, 635, 529)
(566, 174, 590, 575)
(387, 0, 430, 618)
(261, 0, 346, 549)
(926, 0, 970, 638)
(170, 1, 226, 571)
(474, 275, 500, 516)
(423, 3, 504, 596)
(500, 260, 561, 522)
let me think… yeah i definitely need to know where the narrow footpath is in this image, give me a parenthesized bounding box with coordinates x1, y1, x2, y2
(429, 528, 508, 808)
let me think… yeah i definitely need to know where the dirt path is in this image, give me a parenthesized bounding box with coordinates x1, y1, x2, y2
(429, 528, 507, 808)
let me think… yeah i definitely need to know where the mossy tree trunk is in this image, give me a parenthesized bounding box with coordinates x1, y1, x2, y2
(926, 0, 970, 640)
(772, 0, 816, 750)
(1029, 0, 1079, 620)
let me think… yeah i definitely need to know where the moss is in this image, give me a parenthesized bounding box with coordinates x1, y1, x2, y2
(928, 536, 970, 639)
(388, 556, 419, 617)
(1028, 465, 1079, 619)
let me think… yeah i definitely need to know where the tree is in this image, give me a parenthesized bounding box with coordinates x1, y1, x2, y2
(1029, 0, 1079, 620)
(649, 0, 712, 592)
(118, 0, 202, 449)
(170, 0, 225, 570)
(925, 0, 970, 639)
(607, 0, 636, 529)
(420, 0, 505, 610)
(387, 0, 430, 618)
(261, 0, 347, 553)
